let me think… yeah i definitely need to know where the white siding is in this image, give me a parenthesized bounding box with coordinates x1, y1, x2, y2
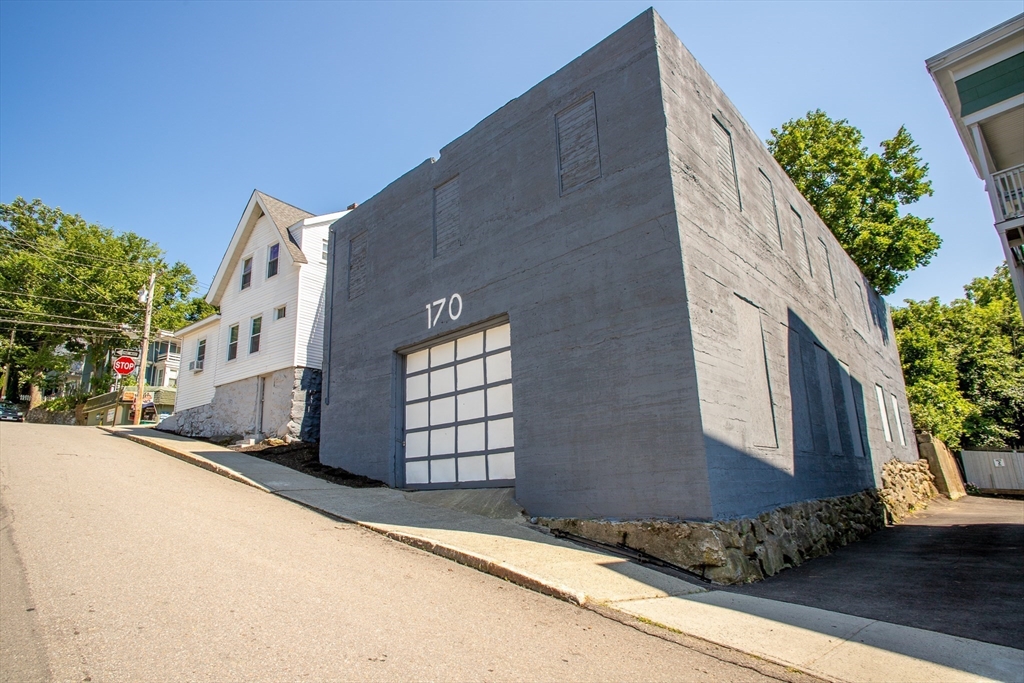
(295, 220, 329, 369)
(212, 214, 300, 387)
(175, 324, 220, 411)
(293, 211, 347, 369)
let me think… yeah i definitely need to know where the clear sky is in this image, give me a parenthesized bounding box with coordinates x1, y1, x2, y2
(1, 1, 1019, 304)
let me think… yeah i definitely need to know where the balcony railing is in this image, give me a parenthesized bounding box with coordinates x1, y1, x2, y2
(992, 164, 1024, 221)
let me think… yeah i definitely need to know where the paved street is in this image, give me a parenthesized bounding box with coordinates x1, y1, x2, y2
(726, 495, 1024, 649)
(0, 423, 795, 683)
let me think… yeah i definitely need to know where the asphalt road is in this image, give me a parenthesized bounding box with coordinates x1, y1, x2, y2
(726, 494, 1024, 649)
(0, 423, 795, 683)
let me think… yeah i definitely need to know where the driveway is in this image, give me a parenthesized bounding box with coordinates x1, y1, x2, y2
(725, 495, 1024, 650)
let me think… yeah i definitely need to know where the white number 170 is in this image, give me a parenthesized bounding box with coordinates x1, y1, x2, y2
(426, 293, 462, 329)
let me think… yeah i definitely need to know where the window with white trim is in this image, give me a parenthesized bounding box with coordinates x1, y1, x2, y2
(274, 305, 286, 320)
(240, 257, 253, 290)
(227, 325, 239, 361)
(267, 243, 280, 278)
(249, 316, 262, 354)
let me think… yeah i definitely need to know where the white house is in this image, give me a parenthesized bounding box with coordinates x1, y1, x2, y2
(927, 13, 1024, 317)
(158, 190, 348, 441)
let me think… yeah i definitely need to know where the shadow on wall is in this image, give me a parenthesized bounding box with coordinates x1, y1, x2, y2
(298, 368, 321, 443)
(707, 309, 877, 519)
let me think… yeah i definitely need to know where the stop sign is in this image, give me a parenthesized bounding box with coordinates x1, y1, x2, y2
(113, 356, 137, 375)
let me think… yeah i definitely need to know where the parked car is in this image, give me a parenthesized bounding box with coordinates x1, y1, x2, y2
(0, 402, 24, 422)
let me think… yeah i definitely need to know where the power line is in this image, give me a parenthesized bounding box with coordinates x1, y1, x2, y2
(0, 290, 142, 313)
(0, 229, 153, 267)
(3, 233, 151, 275)
(0, 318, 133, 333)
(0, 307, 137, 327)
(11, 238, 131, 307)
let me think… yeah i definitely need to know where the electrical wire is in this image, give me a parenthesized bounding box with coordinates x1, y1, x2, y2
(0, 289, 140, 311)
(0, 318, 134, 333)
(0, 307, 135, 326)
(0, 229, 154, 267)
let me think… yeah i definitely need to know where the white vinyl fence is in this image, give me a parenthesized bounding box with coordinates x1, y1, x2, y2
(960, 450, 1024, 491)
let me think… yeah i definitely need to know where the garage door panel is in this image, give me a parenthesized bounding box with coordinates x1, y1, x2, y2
(403, 322, 516, 488)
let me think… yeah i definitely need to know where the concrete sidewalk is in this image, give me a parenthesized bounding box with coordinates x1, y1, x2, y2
(101, 426, 1023, 683)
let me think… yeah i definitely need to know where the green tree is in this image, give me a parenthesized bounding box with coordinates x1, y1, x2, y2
(892, 265, 1023, 450)
(1, 197, 216, 404)
(767, 110, 941, 295)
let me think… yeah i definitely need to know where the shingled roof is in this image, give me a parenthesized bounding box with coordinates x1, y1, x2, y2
(254, 190, 312, 265)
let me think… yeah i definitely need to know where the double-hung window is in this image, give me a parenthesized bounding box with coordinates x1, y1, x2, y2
(249, 316, 262, 354)
(196, 339, 206, 368)
(240, 257, 253, 290)
(322, 239, 329, 262)
(227, 325, 239, 361)
(267, 244, 280, 278)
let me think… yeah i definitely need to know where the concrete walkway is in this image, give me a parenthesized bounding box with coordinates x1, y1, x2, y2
(102, 426, 1024, 683)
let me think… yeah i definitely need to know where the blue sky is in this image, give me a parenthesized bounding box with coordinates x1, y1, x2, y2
(1, 1, 1019, 303)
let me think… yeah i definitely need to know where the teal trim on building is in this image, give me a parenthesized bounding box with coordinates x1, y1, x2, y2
(955, 52, 1024, 116)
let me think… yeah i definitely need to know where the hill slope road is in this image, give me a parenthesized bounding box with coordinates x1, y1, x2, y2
(0, 424, 793, 683)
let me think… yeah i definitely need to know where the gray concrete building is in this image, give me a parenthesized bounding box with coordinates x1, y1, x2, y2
(320, 9, 917, 521)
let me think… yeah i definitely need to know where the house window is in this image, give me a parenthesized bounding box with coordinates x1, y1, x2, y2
(275, 305, 287, 320)
(227, 325, 239, 361)
(170, 342, 179, 354)
(240, 257, 253, 290)
(196, 339, 206, 365)
(249, 316, 262, 354)
(322, 239, 329, 262)
(267, 244, 280, 278)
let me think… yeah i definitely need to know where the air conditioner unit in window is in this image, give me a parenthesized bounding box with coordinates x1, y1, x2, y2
(188, 360, 204, 372)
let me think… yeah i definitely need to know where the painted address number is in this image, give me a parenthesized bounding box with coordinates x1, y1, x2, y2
(426, 293, 462, 329)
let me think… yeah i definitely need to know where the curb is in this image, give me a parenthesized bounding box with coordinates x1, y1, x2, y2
(98, 426, 271, 493)
(100, 426, 589, 606)
(362, 523, 589, 606)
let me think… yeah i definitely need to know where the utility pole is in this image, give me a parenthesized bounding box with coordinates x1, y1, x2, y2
(133, 272, 156, 425)
(0, 328, 14, 401)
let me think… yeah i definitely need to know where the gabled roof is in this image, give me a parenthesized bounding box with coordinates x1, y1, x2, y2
(206, 190, 314, 306)
(255, 190, 314, 264)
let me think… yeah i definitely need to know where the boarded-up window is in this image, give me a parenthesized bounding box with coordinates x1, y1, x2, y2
(817, 237, 837, 298)
(555, 94, 601, 195)
(348, 232, 367, 301)
(875, 384, 893, 442)
(838, 361, 866, 458)
(433, 176, 460, 256)
(757, 169, 782, 248)
(890, 394, 907, 446)
(734, 296, 777, 448)
(791, 206, 812, 276)
(813, 344, 843, 455)
(713, 117, 741, 211)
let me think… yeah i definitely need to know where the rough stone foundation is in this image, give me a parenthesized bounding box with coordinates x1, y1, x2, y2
(158, 367, 321, 443)
(25, 408, 79, 425)
(540, 458, 938, 585)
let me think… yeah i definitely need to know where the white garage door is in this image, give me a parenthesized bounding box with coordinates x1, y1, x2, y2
(403, 323, 515, 488)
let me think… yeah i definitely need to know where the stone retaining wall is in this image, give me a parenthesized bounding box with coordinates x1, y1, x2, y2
(25, 408, 80, 425)
(540, 458, 938, 585)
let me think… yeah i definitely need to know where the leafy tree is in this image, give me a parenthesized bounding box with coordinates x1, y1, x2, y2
(892, 265, 1023, 450)
(0, 197, 216, 405)
(767, 110, 941, 295)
